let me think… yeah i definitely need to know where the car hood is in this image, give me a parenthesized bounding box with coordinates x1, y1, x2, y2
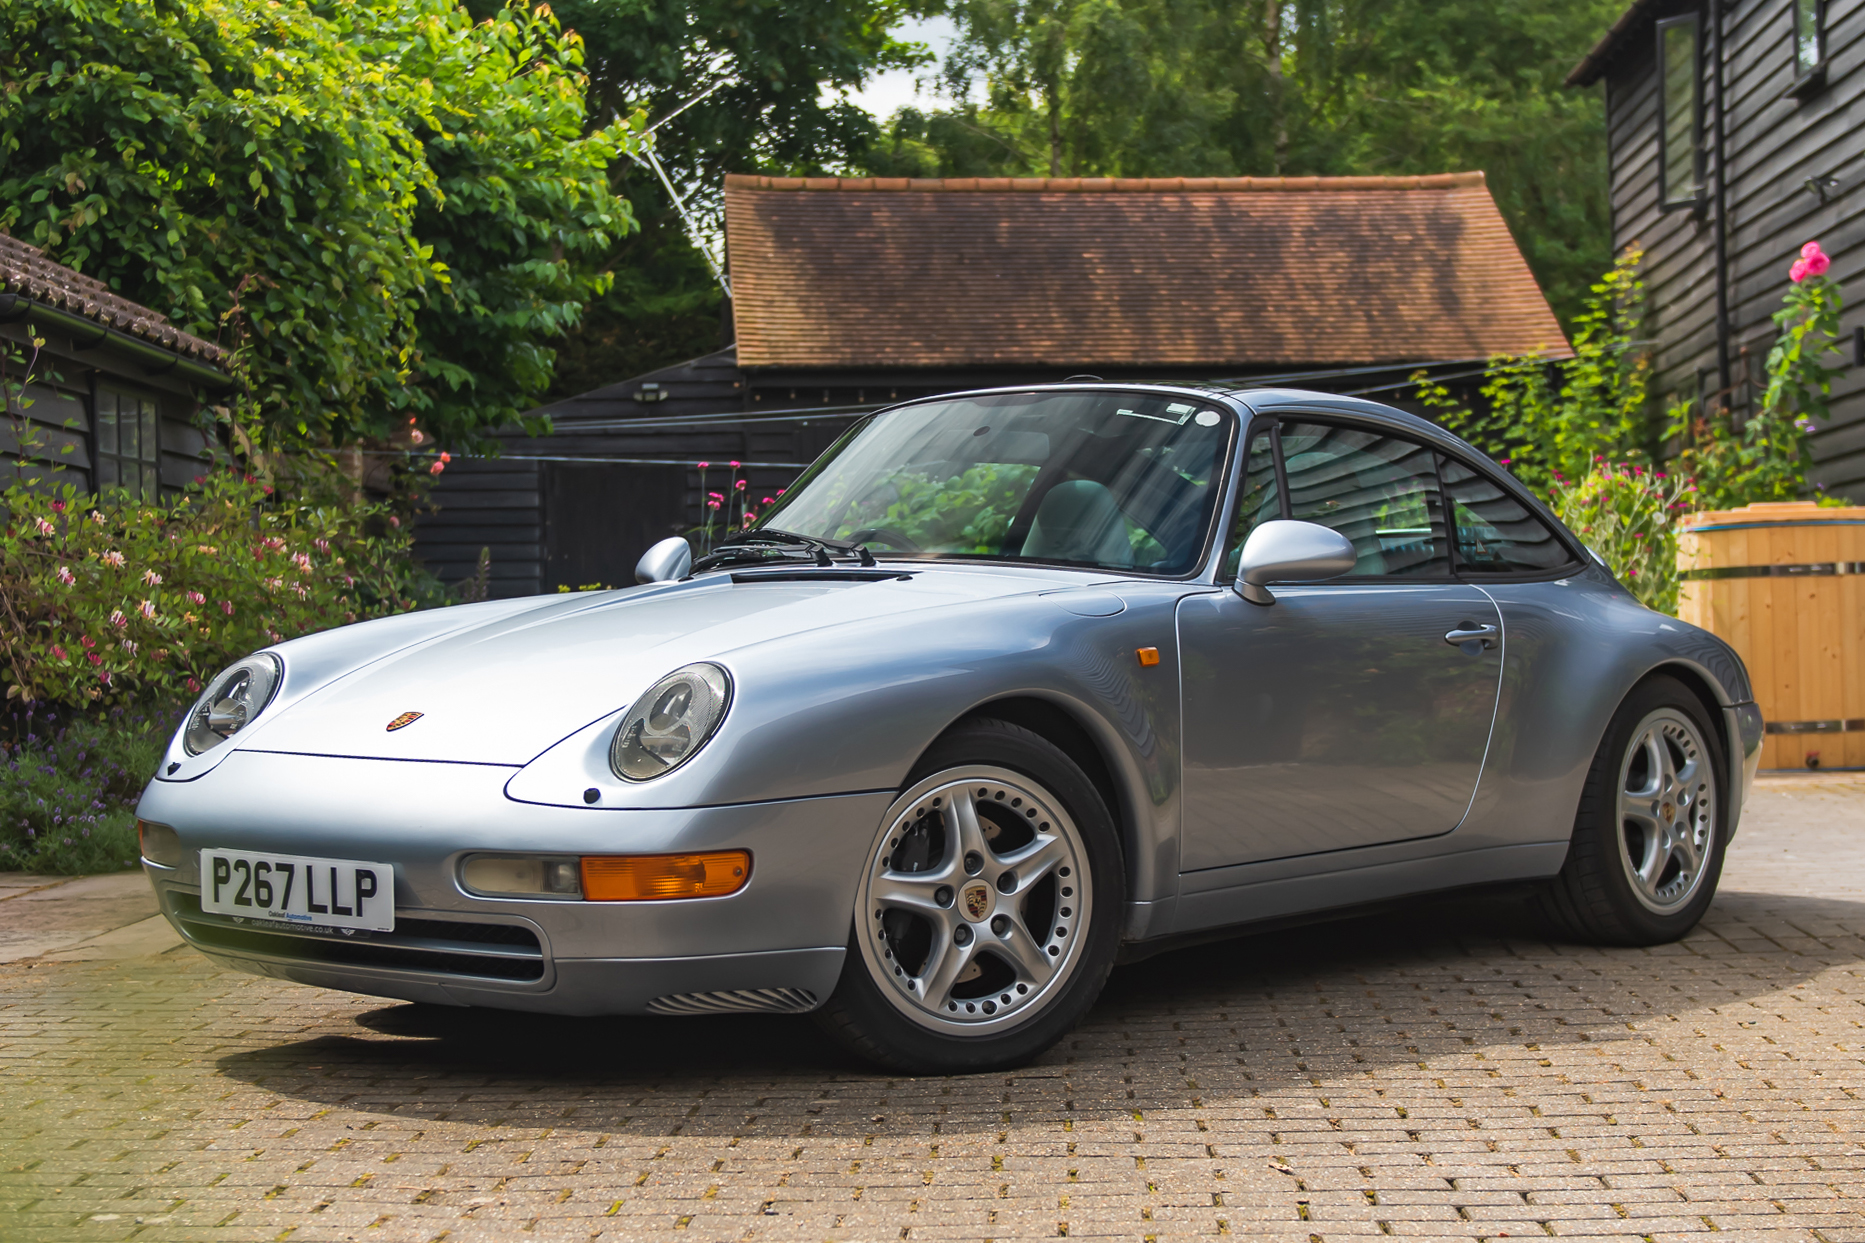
(238, 565, 1123, 765)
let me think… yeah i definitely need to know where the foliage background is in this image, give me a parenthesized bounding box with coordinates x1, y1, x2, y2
(524, 0, 926, 393)
(1, 0, 638, 451)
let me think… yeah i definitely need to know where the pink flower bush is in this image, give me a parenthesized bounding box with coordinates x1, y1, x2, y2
(3, 469, 434, 705)
(1791, 240, 1832, 282)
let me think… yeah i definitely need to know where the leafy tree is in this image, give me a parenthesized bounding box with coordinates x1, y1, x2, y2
(527, 0, 927, 394)
(871, 0, 1621, 327)
(1, 0, 635, 449)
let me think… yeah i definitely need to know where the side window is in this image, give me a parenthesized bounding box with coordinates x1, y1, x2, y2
(1658, 15, 1700, 207)
(1221, 427, 1281, 580)
(1278, 421, 1448, 577)
(1439, 457, 1577, 574)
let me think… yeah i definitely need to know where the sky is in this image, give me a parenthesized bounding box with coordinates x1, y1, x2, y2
(829, 16, 968, 118)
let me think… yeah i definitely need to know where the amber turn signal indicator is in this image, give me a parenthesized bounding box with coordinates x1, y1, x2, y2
(581, 851, 751, 901)
(1136, 646, 1160, 667)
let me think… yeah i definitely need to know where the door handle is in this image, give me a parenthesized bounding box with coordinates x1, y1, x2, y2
(1444, 623, 1498, 652)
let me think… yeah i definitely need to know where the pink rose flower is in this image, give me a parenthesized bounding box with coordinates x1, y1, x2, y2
(1806, 250, 1831, 277)
(1802, 240, 1826, 261)
(1791, 258, 1811, 282)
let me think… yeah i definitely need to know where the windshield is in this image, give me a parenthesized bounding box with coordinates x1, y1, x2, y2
(753, 390, 1234, 574)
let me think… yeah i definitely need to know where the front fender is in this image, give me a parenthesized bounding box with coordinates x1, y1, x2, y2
(504, 584, 1193, 908)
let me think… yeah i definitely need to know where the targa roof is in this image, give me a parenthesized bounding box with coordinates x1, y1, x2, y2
(723, 173, 1570, 372)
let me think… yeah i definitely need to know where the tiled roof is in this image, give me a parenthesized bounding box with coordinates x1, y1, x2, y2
(0, 234, 229, 367)
(724, 173, 1570, 372)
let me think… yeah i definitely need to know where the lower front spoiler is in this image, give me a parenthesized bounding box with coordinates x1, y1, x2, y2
(193, 942, 848, 1017)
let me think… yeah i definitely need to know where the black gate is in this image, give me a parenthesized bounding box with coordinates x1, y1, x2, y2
(543, 462, 688, 592)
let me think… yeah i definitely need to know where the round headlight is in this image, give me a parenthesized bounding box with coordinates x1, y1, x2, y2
(183, 654, 283, 755)
(610, 663, 732, 781)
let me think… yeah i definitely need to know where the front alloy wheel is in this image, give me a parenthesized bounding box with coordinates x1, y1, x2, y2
(859, 766, 1089, 1033)
(816, 719, 1122, 1072)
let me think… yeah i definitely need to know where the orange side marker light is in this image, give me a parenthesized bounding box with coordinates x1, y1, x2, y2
(581, 851, 751, 901)
(1136, 647, 1160, 667)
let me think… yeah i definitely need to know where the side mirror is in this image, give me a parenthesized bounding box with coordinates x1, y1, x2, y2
(1235, 520, 1356, 605)
(635, 536, 693, 584)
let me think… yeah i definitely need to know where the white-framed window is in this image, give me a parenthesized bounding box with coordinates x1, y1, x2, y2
(94, 386, 161, 499)
(1795, 0, 1825, 77)
(1658, 14, 1702, 209)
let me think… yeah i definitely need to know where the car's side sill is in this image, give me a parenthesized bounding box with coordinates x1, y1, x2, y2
(1125, 840, 1570, 951)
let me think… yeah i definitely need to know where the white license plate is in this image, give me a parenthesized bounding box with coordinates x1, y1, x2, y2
(200, 849, 395, 932)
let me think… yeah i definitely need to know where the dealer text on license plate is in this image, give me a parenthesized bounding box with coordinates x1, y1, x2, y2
(200, 849, 395, 932)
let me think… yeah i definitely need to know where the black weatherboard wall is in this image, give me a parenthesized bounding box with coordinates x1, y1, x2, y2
(415, 349, 871, 598)
(412, 349, 1530, 600)
(1573, 0, 1865, 496)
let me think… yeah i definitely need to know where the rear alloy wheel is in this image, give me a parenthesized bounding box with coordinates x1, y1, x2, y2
(1537, 676, 1727, 945)
(816, 720, 1122, 1072)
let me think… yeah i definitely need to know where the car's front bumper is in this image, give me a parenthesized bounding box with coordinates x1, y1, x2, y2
(137, 751, 892, 1015)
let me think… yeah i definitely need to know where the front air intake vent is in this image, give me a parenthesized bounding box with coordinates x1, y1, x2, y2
(646, 988, 818, 1015)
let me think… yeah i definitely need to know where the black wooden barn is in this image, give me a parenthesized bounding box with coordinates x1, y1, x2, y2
(1569, 0, 1865, 497)
(415, 173, 1571, 598)
(1, 235, 233, 498)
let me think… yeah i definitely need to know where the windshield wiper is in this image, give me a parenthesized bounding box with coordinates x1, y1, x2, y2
(692, 528, 876, 573)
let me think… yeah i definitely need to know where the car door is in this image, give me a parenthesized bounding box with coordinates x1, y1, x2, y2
(1177, 418, 1504, 871)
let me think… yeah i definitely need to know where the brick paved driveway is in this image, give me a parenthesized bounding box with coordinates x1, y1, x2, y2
(1, 775, 1862, 1243)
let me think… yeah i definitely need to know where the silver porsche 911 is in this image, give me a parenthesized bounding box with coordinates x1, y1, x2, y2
(136, 384, 1763, 1072)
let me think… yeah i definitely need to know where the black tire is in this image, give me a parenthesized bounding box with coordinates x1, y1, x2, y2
(1536, 675, 1728, 946)
(814, 718, 1124, 1073)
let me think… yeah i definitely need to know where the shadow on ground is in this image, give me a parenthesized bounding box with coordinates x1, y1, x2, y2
(210, 884, 1861, 1135)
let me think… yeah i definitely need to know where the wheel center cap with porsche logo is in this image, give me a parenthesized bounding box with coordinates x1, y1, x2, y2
(961, 881, 993, 922)
(385, 711, 424, 732)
